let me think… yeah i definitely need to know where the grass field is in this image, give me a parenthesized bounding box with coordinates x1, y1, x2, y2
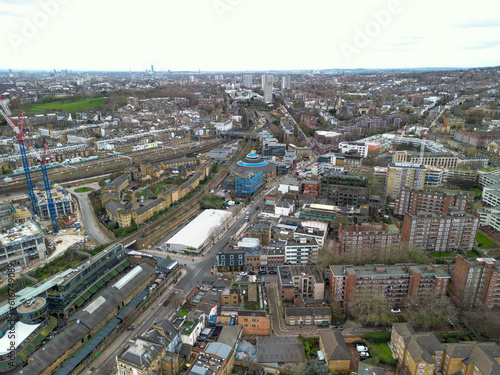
(469, 187, 482, 196)
(29, 97, 106, 114)
(361, 331, 391, 343)
(74, 186, 92, 193)
(476, 231, 499, 249)
(367, 343, 397, 365)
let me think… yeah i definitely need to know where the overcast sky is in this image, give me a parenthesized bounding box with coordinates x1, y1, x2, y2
(1, 0, 499, 72)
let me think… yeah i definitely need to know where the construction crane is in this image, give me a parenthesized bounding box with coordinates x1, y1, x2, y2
(0, 96, 59, 234)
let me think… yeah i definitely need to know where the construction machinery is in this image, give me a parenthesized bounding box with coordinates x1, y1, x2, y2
(0, 95, 58, 233)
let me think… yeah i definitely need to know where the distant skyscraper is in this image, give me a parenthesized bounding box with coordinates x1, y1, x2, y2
(261, 74, 273, 90)
(282, 76, 291, 90)
(243, 75, 253, 87)
(151, 65, 154, 75)
(264, 82, 273, 103)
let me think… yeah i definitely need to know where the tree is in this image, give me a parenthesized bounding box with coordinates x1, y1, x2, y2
(349, 288, 391, 326)
(306, 359, 329, 375)
(3, 168, 12, 174)
(98, 179, 107, 188)
(134, 191, 142, 199)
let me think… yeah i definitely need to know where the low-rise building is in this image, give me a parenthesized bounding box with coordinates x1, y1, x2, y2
(319, 330, 351, 373)
(116, 338, 166, 375)
(284, 306, 331, 326)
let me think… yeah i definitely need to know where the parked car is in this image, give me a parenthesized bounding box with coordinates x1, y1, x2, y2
(268, 271, 277, 275)
(333, 326, 343, 331)
(359, 351, 370, 359)
(240, 272, 247, 276)
(258, 271, 267, 275)
(391, 308, 401, 313)
(248, 271, 256, 275)
(355, 344, 368, 352)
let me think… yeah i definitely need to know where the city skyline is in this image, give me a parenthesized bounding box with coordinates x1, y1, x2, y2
(1, 0, 500, 71)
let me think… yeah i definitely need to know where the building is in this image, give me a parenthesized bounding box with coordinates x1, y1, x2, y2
(116, 338, 166, 375)
(482, 183, 500, 206)
(300, 180, 319, 198)
(217, 243, 245, 272)
(277, 265, 325, 301)
(449, 255, 500, 308)
(284, 306, 331, 326)
(262, 142, 286, 157)
(338, 142, 368, 157)
(393, 151, 459, 169)
(284, 238, 320, 265)
(455, 130, 500, 148)
(394, 188, 469, 216)
(189, 342, 235, 375)
(319, 173, 370, 207)
(33, 183, 74, 220)
(0, 205, 46, 271)
(478, 168, 500, 187)
(401, 211, 479, 252)
(237, 311, 270, 336)
(165, 209, 232, 254)
(319, 330, 351, 373)
(329, 264, 450, 304)
(264, 82, 273, 103)
(261, 74, 273, 90)
(386, 162, 426, 197)
(230, 153, 276, 181)
(281, 75, 291, 90)
(390, 323, 500, 375)
(476, 205, 500, 232)
(235, 171, 263, 196)
(242, 74, 253, 88)
(314, 131, 343, 145)
(336, 222, 401, 255)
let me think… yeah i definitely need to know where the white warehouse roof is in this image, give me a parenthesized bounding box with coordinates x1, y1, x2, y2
(166, 209, 232, 251)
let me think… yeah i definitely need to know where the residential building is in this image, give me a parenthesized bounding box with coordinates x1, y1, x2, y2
(217, 243, 245, 272)
(277, 265, 325, 301)
(32, 183, 74, 220)
(189, 342, 235, 375)
(284, 306, 331, 326)
(0, 205, 46, 271)
(476, 206, 500, 232)
(242, 74, 253, 88)
(220, 287, 240, 306)
(386, 162, 426, 197)
(394, 188, 469, 216)
(336, 223, 401, 255)
(390, 323, 500, 375)
(329, 264, 450, 304)
(284, 238, 320, 265)
(264, 82, 273, 103)
(116, 338, 166, 375)
(300, 180, 319, 198)
(478, 168, 500, 187)
(262, 142, 286, 157)
(319, 330, 351, 373)
(449, 255, 500, 308)
(237, 311, 270, 336)
(483, 183, 500, 206)
(314, 131, 343, 145)
(261, 74, 273, 90)
(455, 129, 500, 148)
(401, 211, 480, 252)
(235, 171, 263, 196)
(319, 173, 370, 207)
(178, 310, 205, 346)
(281, 75, 291, 90)
(393, 151, 459, 169)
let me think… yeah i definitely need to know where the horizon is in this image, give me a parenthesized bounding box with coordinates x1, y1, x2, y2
(1, 0, 500, 71)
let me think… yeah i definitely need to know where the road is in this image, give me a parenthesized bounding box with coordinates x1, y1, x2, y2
(69, 183, 114, 245)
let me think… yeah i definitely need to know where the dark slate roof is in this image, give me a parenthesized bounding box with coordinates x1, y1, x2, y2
(284, 306, 331, 318)
(256, 337, 305, 363)
(319, 330, 351, 361)
(118, 338, 164, 368)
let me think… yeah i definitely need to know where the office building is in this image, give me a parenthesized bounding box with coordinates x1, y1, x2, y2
(235, 171, 263, 196)
(277, 265, 325, 301)
(386, 162, 426, 197)
(394, 188, 469, 216)
(329, 264, 450, 304)
(449, 255, 500, 308)
(338, 142, 368, 157)
(401, 211, 479, 252)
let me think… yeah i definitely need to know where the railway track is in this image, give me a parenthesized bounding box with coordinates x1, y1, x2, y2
(1, 140, 225, 194)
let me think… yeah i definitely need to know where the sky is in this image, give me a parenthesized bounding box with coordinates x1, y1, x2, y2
(1, 0, 500, 72)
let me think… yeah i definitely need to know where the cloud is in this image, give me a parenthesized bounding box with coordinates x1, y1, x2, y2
(463, 39, 500, 50)
(455, 18, 500, 28)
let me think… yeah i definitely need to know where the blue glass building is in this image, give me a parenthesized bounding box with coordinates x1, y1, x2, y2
(235, 171, 263, 196)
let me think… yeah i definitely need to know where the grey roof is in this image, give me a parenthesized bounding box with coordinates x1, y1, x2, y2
(137, 198, 165, 215)
(118, 338, 164, 368)
(205, 342, 232, 359)
(217, 325, 242, 349)
(284, 307, 331, 318)
(358, 363, 385, 375)
(141, 319, 179, 347)
(319, 330, 351, 361)
(104, 199, 125, 215)
(256, 337, 305, 363)
(23, 263, 155, 373)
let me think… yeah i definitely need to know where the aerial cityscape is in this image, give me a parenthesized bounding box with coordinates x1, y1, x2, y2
(0, 1, 499, 375)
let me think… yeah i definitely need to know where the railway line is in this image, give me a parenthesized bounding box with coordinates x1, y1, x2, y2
(1, 139, 225, 194)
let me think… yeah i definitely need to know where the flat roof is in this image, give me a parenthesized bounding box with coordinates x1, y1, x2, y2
(113, 266, 142, 290)
(0, 321, 40, 355)
(166, 209, 232, 250)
